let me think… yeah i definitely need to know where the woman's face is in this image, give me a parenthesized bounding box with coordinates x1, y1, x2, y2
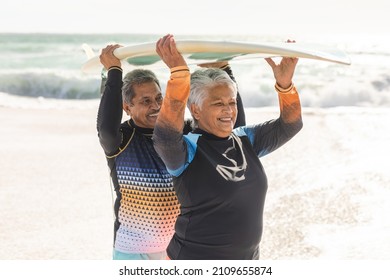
(191, 83, 237, 138)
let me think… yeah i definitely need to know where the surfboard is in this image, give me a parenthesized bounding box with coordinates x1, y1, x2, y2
(81, 40, 351, 74)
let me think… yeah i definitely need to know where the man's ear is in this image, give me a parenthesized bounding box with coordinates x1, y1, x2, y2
(123, 102, 132, 116)
(190, 103, 200, 121)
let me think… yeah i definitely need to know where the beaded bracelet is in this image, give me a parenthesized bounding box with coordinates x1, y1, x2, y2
(275, 82, 294, 93)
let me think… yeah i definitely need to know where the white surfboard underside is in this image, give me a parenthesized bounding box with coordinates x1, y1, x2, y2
(81, 40, 351, 74)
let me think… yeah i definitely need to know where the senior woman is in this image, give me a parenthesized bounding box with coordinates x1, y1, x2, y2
(153, 34, 303, 260)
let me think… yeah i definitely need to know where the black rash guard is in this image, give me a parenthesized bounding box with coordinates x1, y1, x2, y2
(153, 66, 303, 259)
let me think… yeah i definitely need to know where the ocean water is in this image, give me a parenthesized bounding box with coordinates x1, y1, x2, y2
(1, 32, 389, 107)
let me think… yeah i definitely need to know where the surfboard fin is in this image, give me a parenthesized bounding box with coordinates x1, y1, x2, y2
(81, 43, 96, 60)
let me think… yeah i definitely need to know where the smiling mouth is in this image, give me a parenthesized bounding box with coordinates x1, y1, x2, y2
(149, 112, 159, 117)
(218, 117, 232, 122)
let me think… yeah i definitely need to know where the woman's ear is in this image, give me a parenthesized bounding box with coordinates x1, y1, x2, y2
(190, 103, 201, 121)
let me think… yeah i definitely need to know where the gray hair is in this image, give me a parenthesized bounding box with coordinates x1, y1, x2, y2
(122, 69, 160, 104)
(188, 68, 237, 108)
(188, 68, 237, 125)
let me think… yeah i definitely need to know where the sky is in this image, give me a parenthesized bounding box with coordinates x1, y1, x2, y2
(1, 0, 389, 36)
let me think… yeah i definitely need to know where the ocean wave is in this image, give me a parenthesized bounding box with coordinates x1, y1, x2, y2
(1, 67, 390, 108)
(0, 70, 100, 99)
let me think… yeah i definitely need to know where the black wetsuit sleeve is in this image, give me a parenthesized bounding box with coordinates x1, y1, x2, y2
(223, 65, 246, 127)
(96, 68, 124, 156)
(248, 91, 302, 157)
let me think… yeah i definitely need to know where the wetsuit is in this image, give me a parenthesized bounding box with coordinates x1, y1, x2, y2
(153, 66, 303, 259)
(97, 66, 245, 256)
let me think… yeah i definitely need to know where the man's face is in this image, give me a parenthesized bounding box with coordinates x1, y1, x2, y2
(124, 81, 162, 129)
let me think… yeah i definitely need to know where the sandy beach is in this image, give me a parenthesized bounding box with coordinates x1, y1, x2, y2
(1, 92, 390, 260)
